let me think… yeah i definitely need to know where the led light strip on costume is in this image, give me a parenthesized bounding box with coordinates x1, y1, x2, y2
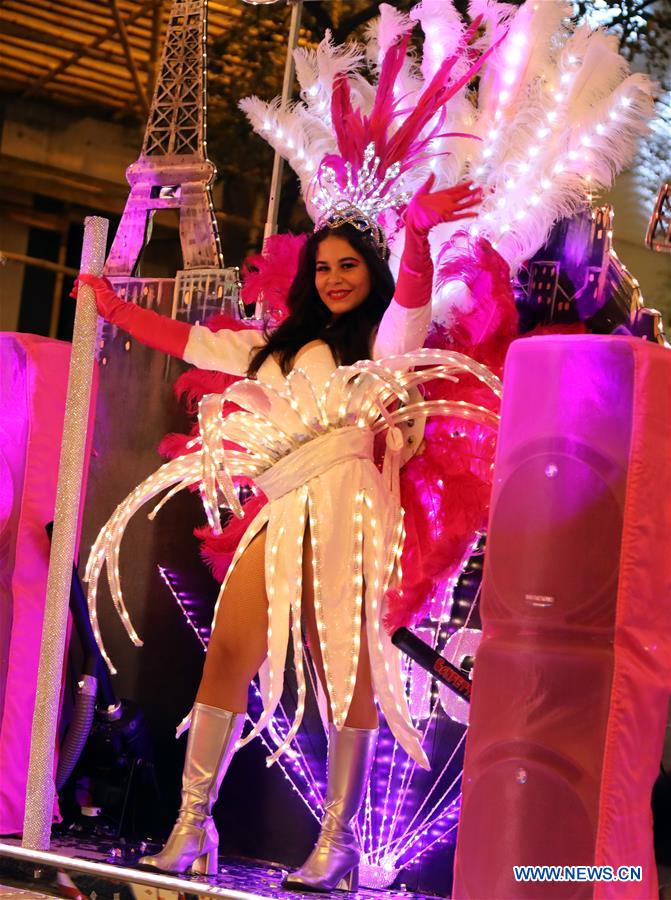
(85, 352, 501, 759)
(158, 564, 325, 816)
(359, 568, 483, 880)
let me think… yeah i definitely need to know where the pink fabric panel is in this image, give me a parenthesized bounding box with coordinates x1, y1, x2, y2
(594, 338, 671, 899)
(0, 333, 96, 835)
(453, 335, 671, 899)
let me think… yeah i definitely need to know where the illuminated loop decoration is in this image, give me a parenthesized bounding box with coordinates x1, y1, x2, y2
(85, 349, 500, 884)
(85, 349, 500, 775)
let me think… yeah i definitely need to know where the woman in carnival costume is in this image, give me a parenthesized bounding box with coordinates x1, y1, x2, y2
(76, 0, 655, 889)
(78, 185, 493, 891)
(75, 18, 504, 891)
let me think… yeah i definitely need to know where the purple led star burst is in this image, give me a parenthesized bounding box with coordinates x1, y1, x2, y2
(161, 551, 484, 891)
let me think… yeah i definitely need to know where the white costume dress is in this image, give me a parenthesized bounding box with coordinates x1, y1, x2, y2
(85, 298, 501, 770)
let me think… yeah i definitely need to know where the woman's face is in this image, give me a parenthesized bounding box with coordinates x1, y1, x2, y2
(315, 235, 372, 318)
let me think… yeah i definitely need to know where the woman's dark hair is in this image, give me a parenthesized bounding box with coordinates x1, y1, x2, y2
(247, 223, 395, 378)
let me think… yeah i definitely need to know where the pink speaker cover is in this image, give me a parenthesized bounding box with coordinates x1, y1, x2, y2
(453, 336, 671, 899)
(0, 333, 97, 835)
(593, 336, 671, 899)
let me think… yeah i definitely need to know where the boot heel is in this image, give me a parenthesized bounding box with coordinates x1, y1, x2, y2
(336, 866, 358, 891)
(191, 848, 218, 876)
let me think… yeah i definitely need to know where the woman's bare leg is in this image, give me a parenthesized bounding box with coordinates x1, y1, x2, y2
(301, 527, 378, 729)
(196, 527, 269, 712)
(140, 528, 269, 874)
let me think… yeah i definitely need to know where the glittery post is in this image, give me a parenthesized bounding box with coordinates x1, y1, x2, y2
(22, 215, 109, 851)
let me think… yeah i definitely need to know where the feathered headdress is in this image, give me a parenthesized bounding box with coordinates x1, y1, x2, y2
(240, 6, 496, 257)
(241, 0, 654, 310)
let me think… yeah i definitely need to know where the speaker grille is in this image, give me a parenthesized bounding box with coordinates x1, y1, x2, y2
(458, 752, 594, 899)
(486, 445, 623, 628)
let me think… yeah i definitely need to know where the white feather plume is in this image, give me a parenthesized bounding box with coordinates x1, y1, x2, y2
(411, 0, 466, 82)
(295, 30, 362, 89)
(559, 27, 629, 113)
(364, 2, 413, 69)
(239, 0, 655, 285)
(364, 3, 423, 117)
(568, 74, 656, 184)
(460, 4, 655, 272)
(477, 0, 572, 121)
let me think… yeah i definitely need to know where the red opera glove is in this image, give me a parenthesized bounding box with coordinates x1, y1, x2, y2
(395, 176, 482, 309)
(72, 273, 191, 359)
(405, 176, 482, 237)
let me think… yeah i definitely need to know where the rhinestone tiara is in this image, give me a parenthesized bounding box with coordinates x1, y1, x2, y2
(318, 201, 389, 257)
(310, 142, 412, 258)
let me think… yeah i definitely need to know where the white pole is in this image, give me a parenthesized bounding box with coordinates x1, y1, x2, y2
(255, 0, 303, 318)
(262, 0, 304, 244)
(22, 216, 109, 850)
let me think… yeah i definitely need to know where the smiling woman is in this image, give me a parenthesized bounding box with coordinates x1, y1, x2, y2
(315, 236, 372, 318)
(72, 172, 484, 890)
(246, 221, 398, 379)
(66, 4, 496, 889)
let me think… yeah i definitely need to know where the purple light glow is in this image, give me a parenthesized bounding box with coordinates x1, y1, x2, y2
(161, 560, 474, 886)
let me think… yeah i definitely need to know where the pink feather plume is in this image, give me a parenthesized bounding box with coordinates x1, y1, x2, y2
(433, 236, 519, 374)
(241, 232, 307, 321)
(383, 238, 518, 633)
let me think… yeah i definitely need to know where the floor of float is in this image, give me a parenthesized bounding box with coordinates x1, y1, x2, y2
(0, 833, 444, 899)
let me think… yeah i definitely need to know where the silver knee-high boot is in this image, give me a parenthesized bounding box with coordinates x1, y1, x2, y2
(284, 724, 378, 892)
(139, 703, 244, 875)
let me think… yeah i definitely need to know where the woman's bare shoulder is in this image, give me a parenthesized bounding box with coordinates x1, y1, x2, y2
(293, 339, 327, 367)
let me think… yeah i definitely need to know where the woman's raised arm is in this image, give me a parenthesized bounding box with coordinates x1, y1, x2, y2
(73, 273, 264, 376)
(374, 177, 482, 358)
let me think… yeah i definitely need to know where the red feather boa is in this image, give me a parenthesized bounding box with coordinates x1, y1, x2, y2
(384, 239, 518, 631)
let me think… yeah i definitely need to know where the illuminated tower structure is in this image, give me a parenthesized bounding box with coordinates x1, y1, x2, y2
(80, 2, 241, 795)
(106, 0, 222, 276)
(104, 0, 241, 324)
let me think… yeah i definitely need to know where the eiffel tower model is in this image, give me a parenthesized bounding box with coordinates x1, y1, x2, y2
(104, 0, 242, 324)
(80, 1, 243, 700)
